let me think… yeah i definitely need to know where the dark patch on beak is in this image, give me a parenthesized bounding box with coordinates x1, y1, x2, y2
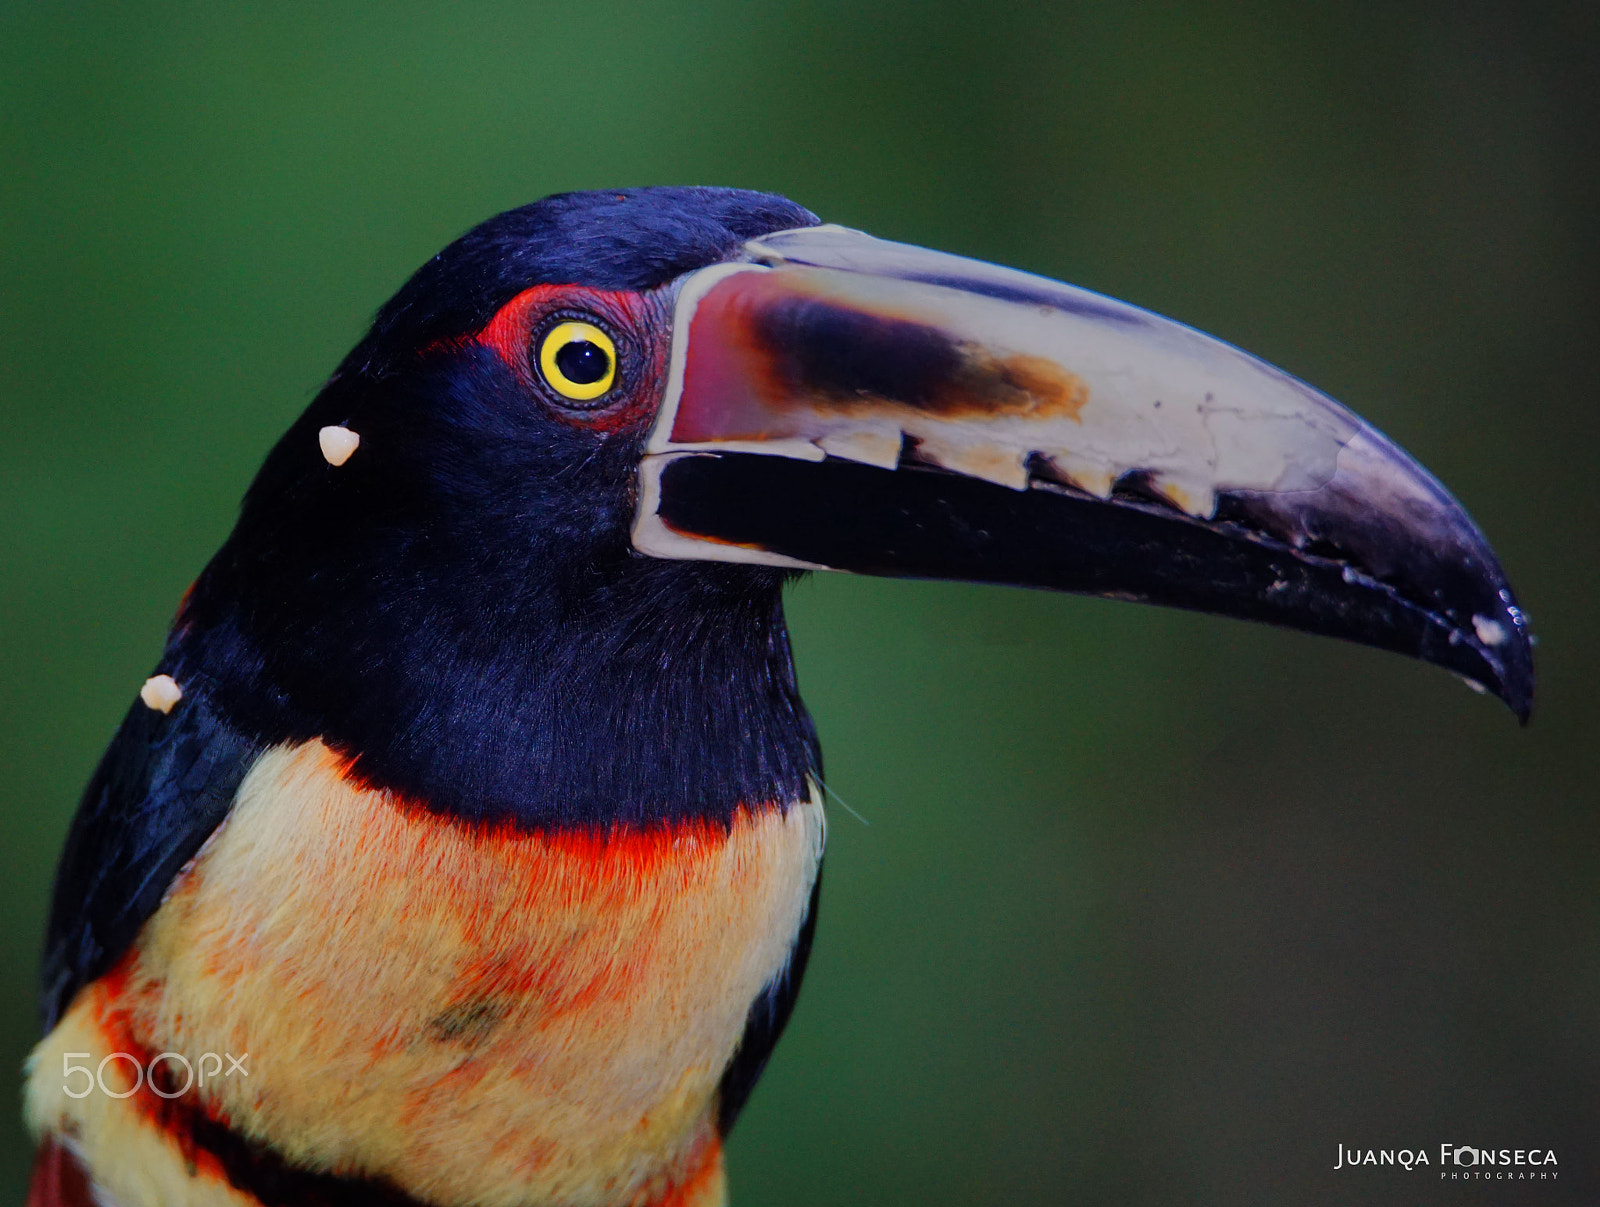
(754, 297, 964, 410)
(749, 296, 1088, 421)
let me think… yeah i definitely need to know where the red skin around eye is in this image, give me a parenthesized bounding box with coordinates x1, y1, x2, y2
(474, 285, 667, 433)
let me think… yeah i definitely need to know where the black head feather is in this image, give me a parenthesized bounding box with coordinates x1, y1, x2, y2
(348, 187, 818, 378)
(169, 188, 824, 827)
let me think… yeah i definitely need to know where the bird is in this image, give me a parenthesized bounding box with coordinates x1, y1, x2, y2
(23, 186, 1533, 1207)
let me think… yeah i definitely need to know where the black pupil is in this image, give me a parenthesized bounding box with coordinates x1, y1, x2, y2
(554, 338, 610, 386)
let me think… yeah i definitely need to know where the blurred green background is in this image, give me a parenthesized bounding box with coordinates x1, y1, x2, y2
(3, 2, 1596, 1204)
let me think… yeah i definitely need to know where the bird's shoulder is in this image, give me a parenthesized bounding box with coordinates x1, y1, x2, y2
(40, 686, 261, 1030)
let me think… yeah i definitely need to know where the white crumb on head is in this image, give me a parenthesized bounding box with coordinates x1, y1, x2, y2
(140, 674, 183, 714)
(319, 425, 361, 466)
(1472, 615, 1508, 647)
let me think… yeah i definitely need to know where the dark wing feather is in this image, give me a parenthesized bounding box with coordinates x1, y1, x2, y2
(717, 865, 823, 1135)
(40, 688, 260, 1030)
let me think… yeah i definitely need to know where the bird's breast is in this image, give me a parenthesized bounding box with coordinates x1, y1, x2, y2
(27, 740, 824, 1207)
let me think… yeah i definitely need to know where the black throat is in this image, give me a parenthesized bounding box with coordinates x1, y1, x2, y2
(167, 352, 820, 832)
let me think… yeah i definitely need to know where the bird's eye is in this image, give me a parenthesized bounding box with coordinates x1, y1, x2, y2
(537, 320, 617, 402)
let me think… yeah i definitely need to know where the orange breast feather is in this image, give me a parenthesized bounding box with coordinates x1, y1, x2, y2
(26, 741, 824, 1207)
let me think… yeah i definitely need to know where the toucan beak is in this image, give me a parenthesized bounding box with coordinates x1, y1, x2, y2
(632, 225, 1534, 719)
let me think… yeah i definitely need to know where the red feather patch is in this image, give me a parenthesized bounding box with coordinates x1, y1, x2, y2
(25, 1139, 95, 1207)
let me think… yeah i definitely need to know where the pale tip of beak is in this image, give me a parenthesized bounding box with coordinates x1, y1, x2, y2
(139, 674, 183, 714)
(319, 425, 361, 466)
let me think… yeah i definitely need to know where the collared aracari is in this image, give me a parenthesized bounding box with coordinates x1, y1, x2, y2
(24, 187, 1532, 1207)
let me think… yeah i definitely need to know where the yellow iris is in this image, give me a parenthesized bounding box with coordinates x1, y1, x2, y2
(537, 320, 617, 401)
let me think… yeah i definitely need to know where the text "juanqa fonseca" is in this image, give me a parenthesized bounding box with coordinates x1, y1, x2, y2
(1335, 1144, 1557, 1178)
